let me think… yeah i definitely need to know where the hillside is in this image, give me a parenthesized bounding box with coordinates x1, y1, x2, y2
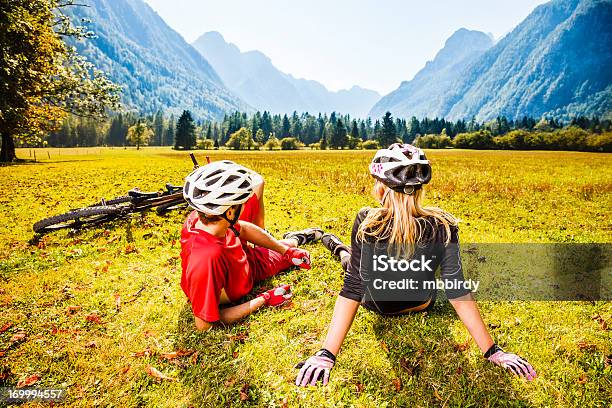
(371, 0, 612, 121)
(64, 0, 247, 119)
(193, 31, 380, 117)
(369, 29, 493, 119)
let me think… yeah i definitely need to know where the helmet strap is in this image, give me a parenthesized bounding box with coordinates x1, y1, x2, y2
(221, 204, 243, 237)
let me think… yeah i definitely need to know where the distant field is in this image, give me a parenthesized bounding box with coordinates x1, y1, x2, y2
(1, 148, 610, 407)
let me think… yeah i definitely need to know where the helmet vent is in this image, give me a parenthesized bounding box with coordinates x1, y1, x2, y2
(235, 192, 250, 202)
(205, 175, 222, 187)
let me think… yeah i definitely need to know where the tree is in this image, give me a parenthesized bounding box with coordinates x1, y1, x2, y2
(379, 112, 398, 147)
(280, 137, 300, 150)
(264, 136, 280, 150)
(225, 127, 255, 150)
(0, 0, 120, 162)
(350, 120, 359, 138)
(255, 128, 265, 144)
(362, 140, 380, 150)
(152, 110, 164, 146)
(197, 139, 215, 150)
(281, 114, 291, 138)
(330, 118, 348, 149)
(127, 121, 153, 150)
(174, 110, 196, 150)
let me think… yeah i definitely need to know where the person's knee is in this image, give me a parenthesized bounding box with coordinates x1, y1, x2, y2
(254, 180, 265, 199)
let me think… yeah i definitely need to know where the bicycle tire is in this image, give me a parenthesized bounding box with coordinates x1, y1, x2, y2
(33, 206, 122, 234)
(89, 196, 132, 206)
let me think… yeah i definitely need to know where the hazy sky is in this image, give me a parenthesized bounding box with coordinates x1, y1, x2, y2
(144, 0, 547, 94)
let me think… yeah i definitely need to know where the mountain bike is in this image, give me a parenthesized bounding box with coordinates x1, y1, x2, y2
(33, 154, 206, 235)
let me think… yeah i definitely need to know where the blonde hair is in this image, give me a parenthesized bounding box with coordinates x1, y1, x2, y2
(357, 181, 457, 257)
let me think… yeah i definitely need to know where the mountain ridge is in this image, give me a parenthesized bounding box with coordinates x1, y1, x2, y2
(370, 0, 612, 121)
(193, 31, 381, 117)
(65, 0, 247, 119)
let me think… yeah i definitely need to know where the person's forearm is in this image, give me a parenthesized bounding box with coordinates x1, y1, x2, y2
(322, 296, 360, 356)
(450, 293, 494, 353)
(239, 221, 287, 254)
(219, 297, 266, 325)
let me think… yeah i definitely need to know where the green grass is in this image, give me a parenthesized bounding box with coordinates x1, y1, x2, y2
(0, 147, 610, 407)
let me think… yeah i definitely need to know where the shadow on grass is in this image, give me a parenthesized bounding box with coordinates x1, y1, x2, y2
(370, 299, 531, 407)
(173, 303, 257, 407)
(0, 158, 104, 167)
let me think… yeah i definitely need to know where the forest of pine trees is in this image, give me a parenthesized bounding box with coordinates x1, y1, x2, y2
(38, 109, 611, 152)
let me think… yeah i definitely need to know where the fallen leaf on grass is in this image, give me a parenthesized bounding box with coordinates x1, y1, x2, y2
(66, 305, 82, 315)
(160, 349, 194, 360)
(85, 313, 105, 324)
(380, 341, 389, 353)
(454, 340, 470, 352)
(227, 333, 248, 343)
(0, 365, 12, 381)
(114, 293, 121, 312)
(240, 383, 250, 401)
(355, 382, 364, 393)
(577, 341, 597, 351)
(131, 347, 155, 358)
(433, 388, 443, 401)
(591, 314, 608, 331)
(124, 243, 137, 254)
(120, 365, 131, 374)
(10, 331, 26, 342)
(0, 322, 12, 334)
(17, 373, 41, 388)
(577, 373, 587, 384)
(190, 351, 199, 365)
(280, 300, 294, 310)
(145, 365, 175, 381)
(391, 378, 401, 391)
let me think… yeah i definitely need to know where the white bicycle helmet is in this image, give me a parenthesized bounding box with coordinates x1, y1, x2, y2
(183, 160, 255, 216)
(369, 143, 432, 194)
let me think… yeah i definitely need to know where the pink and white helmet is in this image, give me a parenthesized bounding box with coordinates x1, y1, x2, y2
(369, 143, 432, 194)
(183, 160, 255, 215)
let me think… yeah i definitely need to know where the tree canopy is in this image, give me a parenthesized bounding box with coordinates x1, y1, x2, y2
(0, 0, 120, 162)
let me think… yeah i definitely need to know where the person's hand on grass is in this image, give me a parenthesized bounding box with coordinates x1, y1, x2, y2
(257, 284, 292, 307)
(485, 344, 537, 381)
(295, 349, 336, 386)
(283, 247, 311, 269)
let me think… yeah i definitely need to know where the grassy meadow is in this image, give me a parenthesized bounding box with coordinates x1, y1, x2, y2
(0, 147, 610, 407)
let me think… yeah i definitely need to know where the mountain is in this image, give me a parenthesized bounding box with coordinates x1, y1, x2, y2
(65, 0, 246, 119)
(371, 0, 612, 121)
(369, 29, 493, 119)
(192, 32, 381, 117)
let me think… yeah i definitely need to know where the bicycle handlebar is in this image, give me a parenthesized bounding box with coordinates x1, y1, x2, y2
(190, 153, 199, 169)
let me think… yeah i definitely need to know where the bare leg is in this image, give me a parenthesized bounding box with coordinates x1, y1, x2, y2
(252, 181, 265, 229)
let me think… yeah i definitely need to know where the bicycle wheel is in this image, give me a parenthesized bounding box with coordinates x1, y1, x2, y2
(33, 206, 122, 234)
(89, 196, 132, 206)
